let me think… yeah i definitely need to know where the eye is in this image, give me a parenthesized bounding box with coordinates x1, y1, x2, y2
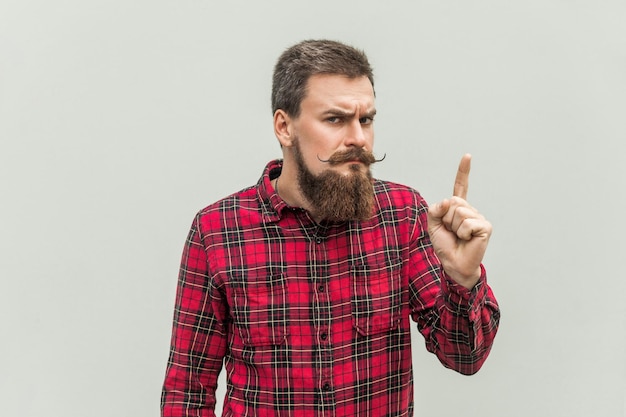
(326, 116, 342, 124)
(359, 116, 374, 125)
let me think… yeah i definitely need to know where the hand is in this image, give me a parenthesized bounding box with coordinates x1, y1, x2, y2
(427, 154, 492, 289)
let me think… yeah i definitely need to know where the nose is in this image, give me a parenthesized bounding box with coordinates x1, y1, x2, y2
(344, 119, 367, 148)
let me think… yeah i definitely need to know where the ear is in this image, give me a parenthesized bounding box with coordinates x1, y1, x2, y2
(274, 109, 295, 148)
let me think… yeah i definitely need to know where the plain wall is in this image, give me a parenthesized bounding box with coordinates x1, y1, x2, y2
(1, 1, 625, 416)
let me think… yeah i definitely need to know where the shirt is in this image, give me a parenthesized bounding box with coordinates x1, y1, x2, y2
(161, 159, 500, 417)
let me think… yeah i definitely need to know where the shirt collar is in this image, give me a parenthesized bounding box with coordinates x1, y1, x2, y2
(257, 159, 289, 222)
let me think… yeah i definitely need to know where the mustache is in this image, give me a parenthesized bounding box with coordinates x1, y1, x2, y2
(316, 148, 386, 165)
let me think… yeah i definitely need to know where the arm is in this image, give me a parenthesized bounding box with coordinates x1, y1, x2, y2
(427, 154, 491, 290)
(410, 253, 500, 375)
(410, 155, 500, 374)
(161, 215, 228, 416)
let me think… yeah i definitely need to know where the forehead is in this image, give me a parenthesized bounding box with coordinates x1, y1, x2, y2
(301, 74, 375, 112)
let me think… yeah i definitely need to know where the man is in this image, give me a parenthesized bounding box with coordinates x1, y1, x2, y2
(161, 39, 500, 417)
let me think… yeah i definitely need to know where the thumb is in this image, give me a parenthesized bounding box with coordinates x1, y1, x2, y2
(427, 199, 449, 221)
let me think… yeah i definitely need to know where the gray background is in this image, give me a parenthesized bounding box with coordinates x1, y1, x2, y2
(1, 1, 625, 416)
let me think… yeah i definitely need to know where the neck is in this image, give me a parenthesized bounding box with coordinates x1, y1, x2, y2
(273, 174, 322, 221)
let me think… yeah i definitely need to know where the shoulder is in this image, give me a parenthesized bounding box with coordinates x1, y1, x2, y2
(373, 179, 429, 213)
(193, 184, 260, 231)
(195, 159, 279, 221)
(371, 179, 430, 241)
(197, 185, 256, 213)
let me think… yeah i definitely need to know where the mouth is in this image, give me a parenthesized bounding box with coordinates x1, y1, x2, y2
(344, 161, 368, 174)
(338, 157, 369, 167)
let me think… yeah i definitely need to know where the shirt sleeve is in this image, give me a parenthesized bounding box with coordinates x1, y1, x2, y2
(161, 214, 229, 416)
(409, 200, 500, 375)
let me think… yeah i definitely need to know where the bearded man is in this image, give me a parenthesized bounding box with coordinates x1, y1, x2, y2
(161, 39, 500, 417)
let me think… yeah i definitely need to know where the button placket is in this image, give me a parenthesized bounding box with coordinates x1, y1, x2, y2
(310, 233, 334, 407)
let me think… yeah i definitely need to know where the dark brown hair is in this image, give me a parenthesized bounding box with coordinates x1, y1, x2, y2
(271, 39, 374, 117)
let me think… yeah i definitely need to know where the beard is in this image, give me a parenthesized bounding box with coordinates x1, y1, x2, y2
(293, 141, 376, 222)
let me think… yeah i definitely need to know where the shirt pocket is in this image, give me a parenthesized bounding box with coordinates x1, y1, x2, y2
(350, 258, 403, 336)
(231, 271, 289, 347)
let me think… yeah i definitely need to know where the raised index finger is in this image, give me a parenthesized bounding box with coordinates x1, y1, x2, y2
(453, 153, 472, 200)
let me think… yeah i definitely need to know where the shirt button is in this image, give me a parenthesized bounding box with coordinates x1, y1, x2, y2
(318, 285, 325, 292)
(320, 332, 328, 340)
(315, 238, 322, 244)
(322, 383, 331, 392)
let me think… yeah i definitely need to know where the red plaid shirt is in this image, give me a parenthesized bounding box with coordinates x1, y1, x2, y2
(162, 160, 500, 417)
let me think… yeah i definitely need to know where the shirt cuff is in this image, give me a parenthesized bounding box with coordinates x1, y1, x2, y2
(441, 264, 488, 319)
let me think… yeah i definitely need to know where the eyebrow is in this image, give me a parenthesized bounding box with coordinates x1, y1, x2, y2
(321, 108, 377, 118)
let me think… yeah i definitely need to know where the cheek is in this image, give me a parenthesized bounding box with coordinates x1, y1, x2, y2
(365, 128, 375, 149)
(294, 123, 345, 166)
(299, 132, 336, 158)
(303, 154, 327, 176)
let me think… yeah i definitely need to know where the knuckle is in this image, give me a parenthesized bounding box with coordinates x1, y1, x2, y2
(450, 196, 464, 205)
